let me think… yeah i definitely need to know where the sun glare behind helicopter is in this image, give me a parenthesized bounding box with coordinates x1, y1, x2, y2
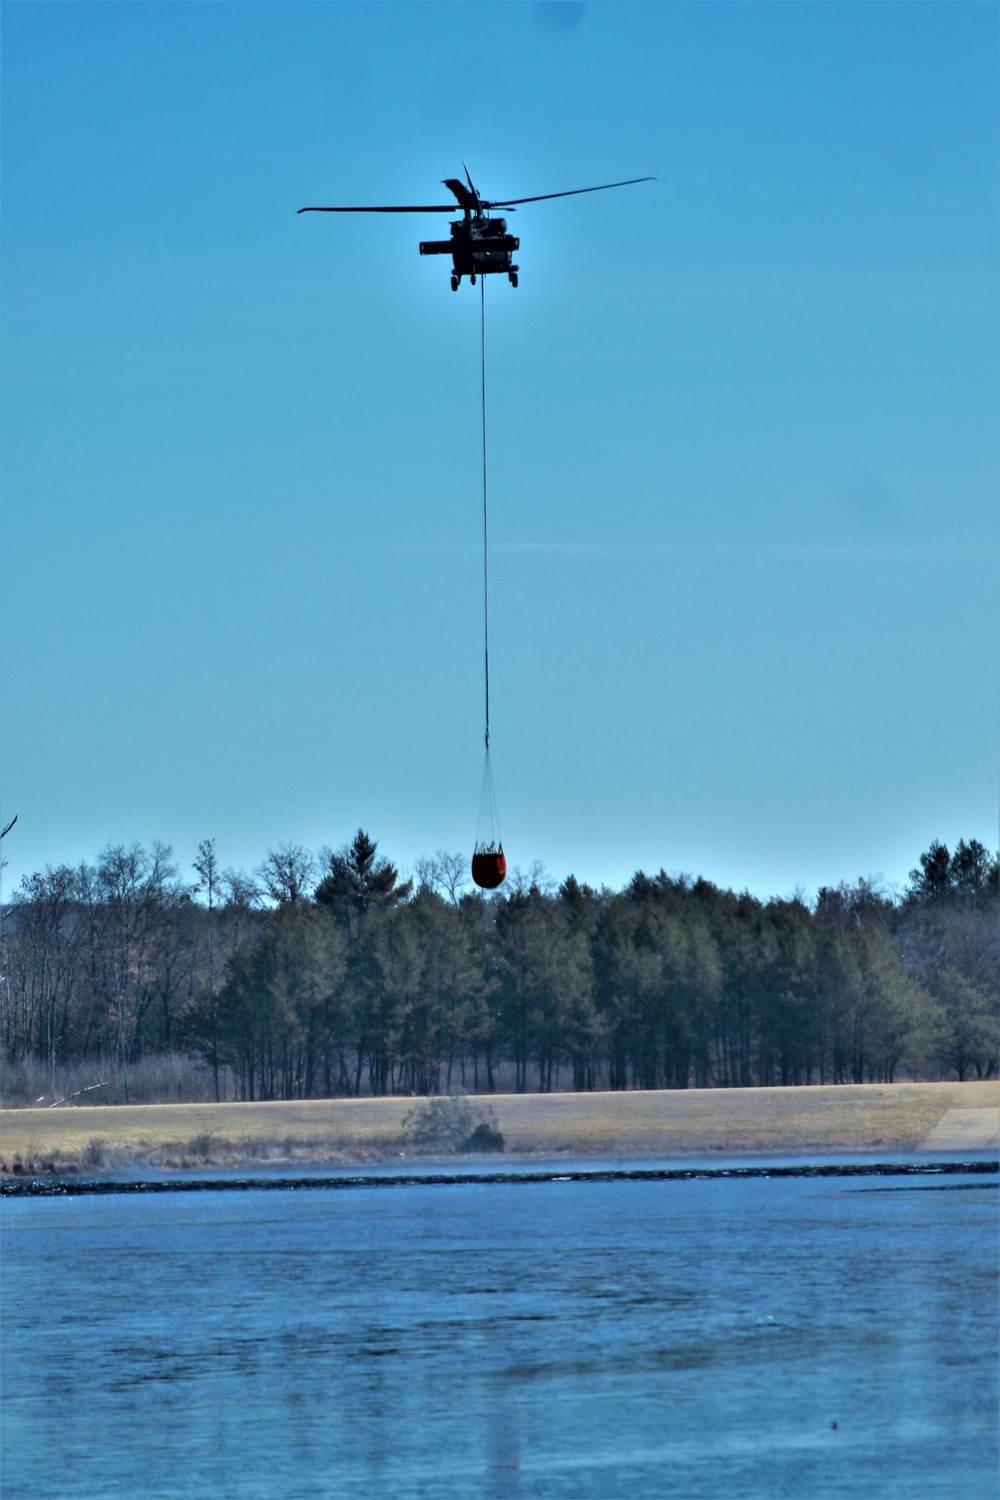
(298, 166, 654, 287)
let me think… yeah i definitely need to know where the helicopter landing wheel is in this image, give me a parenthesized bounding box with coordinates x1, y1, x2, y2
(509, 270, 518, 288)
(470, 272, 477, 286)
(451, 274, 459, 291)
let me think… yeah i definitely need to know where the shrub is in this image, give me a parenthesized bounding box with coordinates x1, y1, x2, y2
(402, 1096, 500, 1153)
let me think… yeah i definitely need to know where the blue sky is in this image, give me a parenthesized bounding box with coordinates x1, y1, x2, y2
(2, 1, 997, 900)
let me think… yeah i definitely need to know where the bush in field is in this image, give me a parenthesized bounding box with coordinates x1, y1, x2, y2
(84, 1138, 107, 1168)
(403, 1096, 500, 1152)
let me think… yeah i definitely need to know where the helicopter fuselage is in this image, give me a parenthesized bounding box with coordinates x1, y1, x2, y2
(419, 216, 520, 289)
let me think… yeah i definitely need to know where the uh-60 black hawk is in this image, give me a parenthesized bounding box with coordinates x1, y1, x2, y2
(298, 168, 654, 289)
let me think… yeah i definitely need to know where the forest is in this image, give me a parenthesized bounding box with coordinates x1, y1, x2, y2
(1, 833, 996, 1102)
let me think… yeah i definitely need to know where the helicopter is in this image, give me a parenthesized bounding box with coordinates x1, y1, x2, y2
(298, 167, 654, 289)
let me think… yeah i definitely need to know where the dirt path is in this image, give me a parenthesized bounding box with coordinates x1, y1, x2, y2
(2, 1080, 996, 1176)
(920, 1106, 999, 1151)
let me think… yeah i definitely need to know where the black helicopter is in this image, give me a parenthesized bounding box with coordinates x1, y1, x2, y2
(298, 168, 654, 289)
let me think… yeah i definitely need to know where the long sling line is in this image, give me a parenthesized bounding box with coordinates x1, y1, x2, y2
(480, 275, 490, 752)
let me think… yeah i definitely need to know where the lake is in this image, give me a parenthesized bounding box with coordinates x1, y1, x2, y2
(2, 1160, 997, 1498)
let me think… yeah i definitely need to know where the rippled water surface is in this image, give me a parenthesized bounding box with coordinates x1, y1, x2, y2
(3, 1165, 997, 1498)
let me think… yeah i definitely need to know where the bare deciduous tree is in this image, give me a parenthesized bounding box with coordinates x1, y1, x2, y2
(257, 844, 316, 908)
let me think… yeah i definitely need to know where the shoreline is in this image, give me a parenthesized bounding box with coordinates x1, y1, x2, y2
(2, 1080, 996, 1178)
(5, 1158, 997, 1199)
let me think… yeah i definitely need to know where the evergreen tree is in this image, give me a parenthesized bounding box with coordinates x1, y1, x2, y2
(315, 829, 413, 929)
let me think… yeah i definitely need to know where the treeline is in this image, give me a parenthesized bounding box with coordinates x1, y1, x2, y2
(1, 833, 996, 1100)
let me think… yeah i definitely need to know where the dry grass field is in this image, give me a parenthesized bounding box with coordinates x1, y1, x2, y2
(1, 1080, 997, 1176)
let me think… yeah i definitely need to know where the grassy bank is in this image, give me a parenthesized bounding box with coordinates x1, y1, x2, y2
(1, 1080, 997, 1176)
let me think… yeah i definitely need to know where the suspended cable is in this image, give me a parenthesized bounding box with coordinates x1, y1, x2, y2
(481, 274, 490, 752)
(471, 274, 506, 891)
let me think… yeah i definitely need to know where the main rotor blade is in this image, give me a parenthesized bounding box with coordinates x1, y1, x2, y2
(485, 176, 656, 208)
(297, 204, 457, 214)
(442, 177, 478, 210)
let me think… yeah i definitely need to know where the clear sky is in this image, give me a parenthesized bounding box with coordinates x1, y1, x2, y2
(2, 1, 997, 901)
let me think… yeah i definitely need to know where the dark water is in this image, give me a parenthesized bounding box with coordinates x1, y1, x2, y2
(2, 1163, 997, 1498)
